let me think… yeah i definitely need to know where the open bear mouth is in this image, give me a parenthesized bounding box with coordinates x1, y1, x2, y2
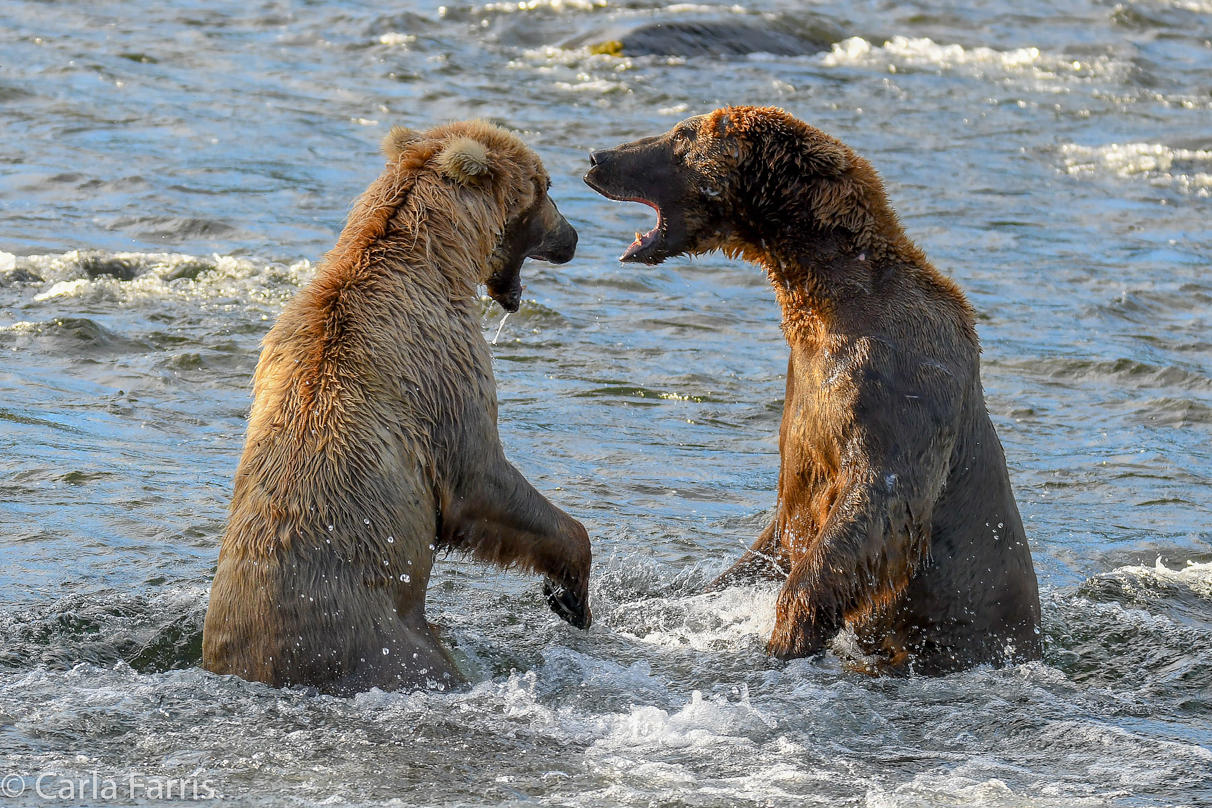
(590, 188, 664, 262)
(618, 196, 663, 262)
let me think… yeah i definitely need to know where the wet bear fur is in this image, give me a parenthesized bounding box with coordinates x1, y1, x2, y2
(203, 121, 590, 694)
(584, 106, 1041, 674)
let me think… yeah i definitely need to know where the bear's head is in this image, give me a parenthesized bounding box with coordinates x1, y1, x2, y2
(382, 121, 577, 312)
(583, 106, 881, 266)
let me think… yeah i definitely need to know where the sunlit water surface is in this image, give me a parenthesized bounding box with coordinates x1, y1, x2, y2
(1, 0, 1210, 805)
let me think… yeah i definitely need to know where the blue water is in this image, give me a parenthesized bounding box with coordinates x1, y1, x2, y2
(1, 0, 1210, 805)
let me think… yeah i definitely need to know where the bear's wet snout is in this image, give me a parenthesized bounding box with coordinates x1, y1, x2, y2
(588, 149, 612, 167)
(583, 148, 628, 193)
(531, 215, 577, 265)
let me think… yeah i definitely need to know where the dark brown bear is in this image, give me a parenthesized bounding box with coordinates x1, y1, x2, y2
(584, 106, 1041, 674)
(203, 121, 591, 694)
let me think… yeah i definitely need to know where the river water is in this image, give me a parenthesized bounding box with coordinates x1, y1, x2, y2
(1, 0, 1210, 805)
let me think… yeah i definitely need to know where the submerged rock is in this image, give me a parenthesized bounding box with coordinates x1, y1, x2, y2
(576, 16, 842, 59)
(0, 268, 44, 286)
(76, 251, 141, 281)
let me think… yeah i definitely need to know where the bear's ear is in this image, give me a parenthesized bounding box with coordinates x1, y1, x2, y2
(436, 137, 492, 186)
(804, 141, 849, 177)
(706, 112, 744, 160)
(712, 111, 733, 138)
(381, 125, 423, 161)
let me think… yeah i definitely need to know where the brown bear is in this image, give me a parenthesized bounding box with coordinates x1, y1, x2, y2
(584, 106, 1041, 674)
(202, 121, 591, 694)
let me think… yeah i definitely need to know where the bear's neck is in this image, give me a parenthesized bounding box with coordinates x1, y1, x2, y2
(752, 235, 976, 352)
(734, 212, 893, 340)
(729, 165, 967, 344)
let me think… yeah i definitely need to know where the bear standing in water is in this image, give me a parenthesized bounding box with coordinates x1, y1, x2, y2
(585, 106, 1040, 674)
(203, 121, 591, 694)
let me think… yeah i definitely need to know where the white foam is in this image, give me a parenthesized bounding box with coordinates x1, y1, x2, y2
(477, 0, 607, 13)
(1105, 557, 1212, 599)
(33, 279, 89, 301)
(663, 3, 748, 12)
(1126, 0, 1212, 11)
(378, 33, 415, 47)
(509, 44, 638, 94)
(866, 774, 1108, 807)
(589, 688, 776, 752)
(1060, 143, 1212, 196)
(0, 251, 14, 272)
(552, 77, 628, 93)
(14, 251, 315, 311)
(480, 0, 741, 13)
(611, 585, 777, 652)
(822, 36, 1122, 85)
(514, 44, 632, 68)
(576, 689, 836, 804)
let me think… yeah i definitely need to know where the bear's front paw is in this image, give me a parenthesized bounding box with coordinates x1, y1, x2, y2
(543, 579, 591, 629)
(766, 623, 826, 660)
(766, 593, 828, 660)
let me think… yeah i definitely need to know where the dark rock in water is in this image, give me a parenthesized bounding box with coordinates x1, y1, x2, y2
(164, 260, 213, 281)
(76, 252, 141, 281)
(572, 16, 843, 59)
(618, 20, 833, 58)
(0, 268, 44, 285)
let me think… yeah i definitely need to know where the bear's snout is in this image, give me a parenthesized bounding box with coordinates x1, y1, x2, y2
(587, 148, 614, 168)
(530, 213, 577, 265)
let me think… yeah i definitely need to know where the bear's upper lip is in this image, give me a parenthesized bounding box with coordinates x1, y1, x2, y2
(584, 181, 664, 262)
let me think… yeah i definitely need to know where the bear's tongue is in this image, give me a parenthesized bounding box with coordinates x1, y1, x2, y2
(620, 198, 661, 262)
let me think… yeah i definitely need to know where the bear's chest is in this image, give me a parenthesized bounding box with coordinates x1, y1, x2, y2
(780, 338, 869, 457)
(773, 338, 878, 543)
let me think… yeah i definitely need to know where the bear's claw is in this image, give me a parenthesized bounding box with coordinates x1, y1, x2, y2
(543, 580, 591, 629)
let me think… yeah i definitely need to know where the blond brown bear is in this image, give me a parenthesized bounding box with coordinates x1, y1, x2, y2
(202, 121, 591, 694)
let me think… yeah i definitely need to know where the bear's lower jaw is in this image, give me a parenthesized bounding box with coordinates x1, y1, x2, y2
(486, 265, 523, 312)
(613, 196, 665, 264)
(490, 289, 521, 313)
(621, 224, 664, 264)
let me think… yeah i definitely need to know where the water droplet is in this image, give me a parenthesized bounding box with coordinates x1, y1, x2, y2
(998, 522, 1004, 528)
(399, 574, 411, 582)
(364, 518, 371, 525)
(328, 524, 334, 531)
(387, 535, 394, 543)
(382, 647, 390, 655)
